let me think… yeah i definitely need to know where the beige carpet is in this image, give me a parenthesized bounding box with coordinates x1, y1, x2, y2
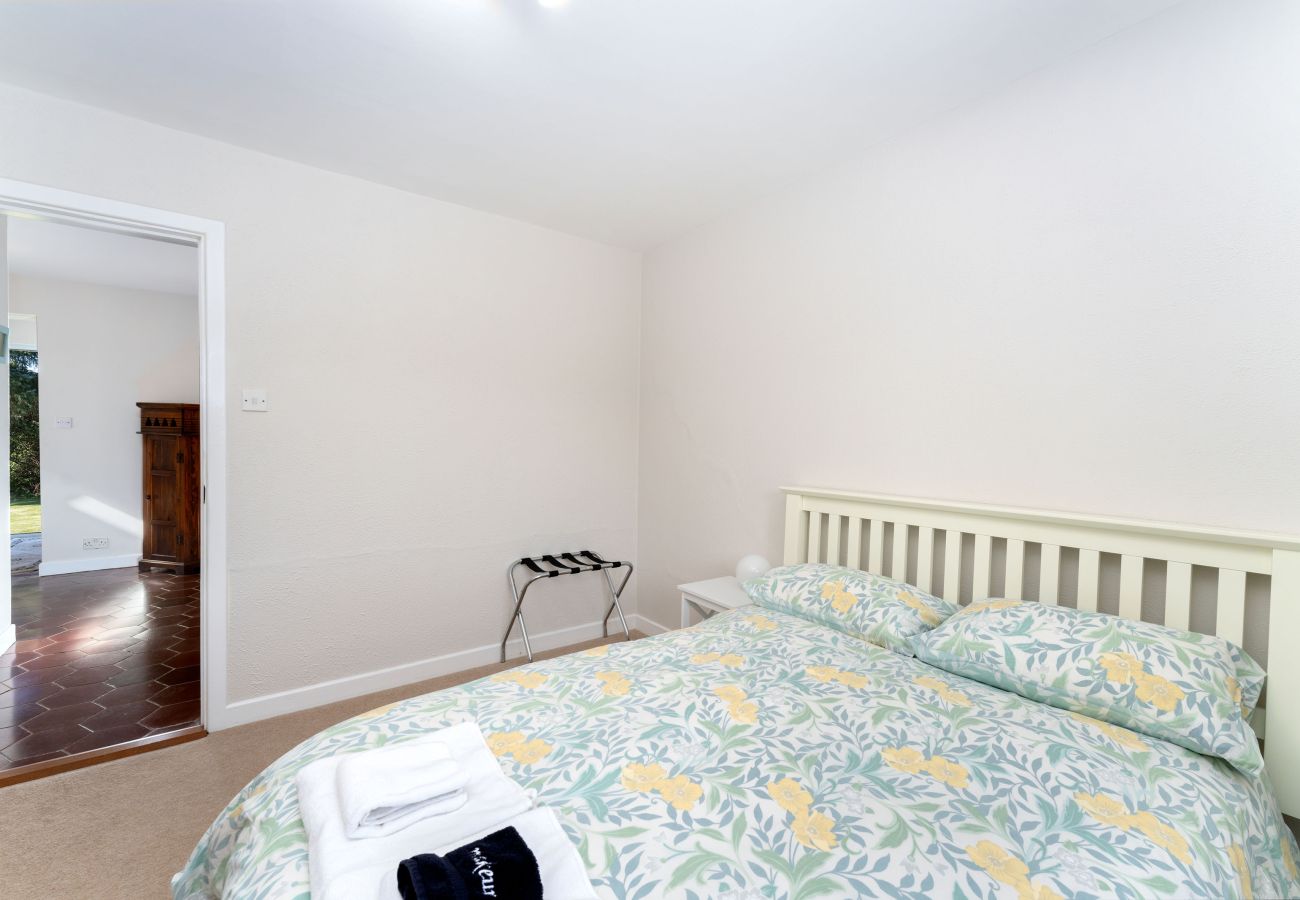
(0, 633, 641, 900)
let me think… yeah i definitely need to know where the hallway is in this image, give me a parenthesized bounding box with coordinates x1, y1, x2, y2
(0, 567, 199, 770)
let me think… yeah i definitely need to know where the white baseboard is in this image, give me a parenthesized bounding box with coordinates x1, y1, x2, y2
(632, 613, 673, 635)
(0, 623, 15, 654)
(39, 554, 140, 577)
(214, 614, 671, 731)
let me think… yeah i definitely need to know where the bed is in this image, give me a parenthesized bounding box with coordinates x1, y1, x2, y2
(175, 488, 1300, 899)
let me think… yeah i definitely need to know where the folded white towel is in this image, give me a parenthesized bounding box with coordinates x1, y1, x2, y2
(375, 807, 598, 900)
(337, 737, 469, 838)
(296, 722, 535, 900)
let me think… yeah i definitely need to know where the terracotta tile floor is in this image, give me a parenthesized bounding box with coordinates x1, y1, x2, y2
(0, 568, 200, 769)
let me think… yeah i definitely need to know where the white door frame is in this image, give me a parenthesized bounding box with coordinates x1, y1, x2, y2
(0, 177, 228, 732)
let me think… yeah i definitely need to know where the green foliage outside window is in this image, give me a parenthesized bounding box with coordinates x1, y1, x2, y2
(10, 349, 39, 499)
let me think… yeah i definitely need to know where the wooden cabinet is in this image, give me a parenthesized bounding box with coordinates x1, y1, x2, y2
(138, 403, 200, 574)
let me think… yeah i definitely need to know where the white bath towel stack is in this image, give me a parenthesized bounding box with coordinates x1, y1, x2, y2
(337, 738, 469, 838)
(296, 721, 596, 900)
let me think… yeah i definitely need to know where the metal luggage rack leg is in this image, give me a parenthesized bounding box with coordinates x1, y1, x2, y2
(501, 550, 633, 663)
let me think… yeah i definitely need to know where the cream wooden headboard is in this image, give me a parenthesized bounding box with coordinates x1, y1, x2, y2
(781, 486, 1300, 818)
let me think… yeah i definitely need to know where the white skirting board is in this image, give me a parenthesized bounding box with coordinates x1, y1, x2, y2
(212, 613, 674, 731)
(38, 554, 141, 577)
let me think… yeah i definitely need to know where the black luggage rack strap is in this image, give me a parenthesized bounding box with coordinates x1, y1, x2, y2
(501, 550, 633, 663)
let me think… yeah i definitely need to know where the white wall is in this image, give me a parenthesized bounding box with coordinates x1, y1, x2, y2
(0, 82, 642, 714)
(638, 1, 1300, 628)
(9, 275, 200, 575)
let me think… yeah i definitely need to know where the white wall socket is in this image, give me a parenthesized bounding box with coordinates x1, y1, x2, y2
(55, 417, 74, 429)
(82, 537, 109, 550)
(241, 388, 269, 412)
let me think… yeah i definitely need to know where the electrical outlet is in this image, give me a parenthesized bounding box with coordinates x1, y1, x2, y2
(81, 537, 109, 550)
(55, 417, 74, 429)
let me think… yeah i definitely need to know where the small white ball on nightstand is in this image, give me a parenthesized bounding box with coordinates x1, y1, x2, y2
(735, 555, 772, 582)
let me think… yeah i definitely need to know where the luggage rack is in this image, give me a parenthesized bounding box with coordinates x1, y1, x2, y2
(501, 551, 633, 663)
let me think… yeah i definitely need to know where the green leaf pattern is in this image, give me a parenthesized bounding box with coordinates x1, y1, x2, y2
(173, 608, 1300, 900)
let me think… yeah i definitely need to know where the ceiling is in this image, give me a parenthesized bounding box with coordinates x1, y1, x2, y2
(5, 216, 198, 296)
(0, 0, 1182, 248)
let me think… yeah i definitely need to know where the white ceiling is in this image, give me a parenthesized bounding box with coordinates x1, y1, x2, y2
(5, 217, 198, 296)
(0, 0, 1182, 248)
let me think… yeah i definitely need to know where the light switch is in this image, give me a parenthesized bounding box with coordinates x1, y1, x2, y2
(55, 417, 74, 429)
(241, 389, 269, 412)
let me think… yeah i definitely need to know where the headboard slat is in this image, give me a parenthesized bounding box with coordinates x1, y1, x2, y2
(1118, 555, 1143, 621)
(1040, 543, 1061, 606)
(891, 524, 908, 582)
(1216, 569, 1246, 647)
(1166, 561, 1192, 630)
(807, 511, 823, 564)
(972, 534, 992, 601)
(845, 517, 862, 569)
(1005, 539, 1026, 600)
(916, 526, 935, 593)
(1077, 549, 1101, 612)
(868, 522, 885, 577)
(942, 531, 962, 603)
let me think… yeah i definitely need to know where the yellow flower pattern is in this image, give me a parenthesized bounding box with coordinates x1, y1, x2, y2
(882, 746, 928, 775)
(766, 777, 812, 814)
(620, 762, 667, 793)
(955, 599, 1023, 617)
(820, 580, 859, 614)
(657, 775, 704, 812)
(180, 595, 1300, 900)
(791, 809, 838, 852)
(804, 665, 870, 689)
(883, 746, 969, 789)
(765, 777, 836, 852)
(966, 840, 1062, 900)
(1229, 844, 1253, 900)
(1134, 671, 1186, 713)
(582, 644, 611, 657)
(744, 614, 778, 631)
(1099, 652, 1143, 684)
(924, 755, 969, 789)
(486, 731, 525, 756)
(487, 731, 553, 765)
(713, 685, 758, 724)
(1074, 793, 1190, 864)
(914, 674, 973, 707)
(690, 651, 744, 668)
(898, 591, 942, 626)
(1069, 712, 1149, 751)
(510, 738, 553, 765)
(595, 670, 631, 697)
(491, 670, 548, 690)
(620, 763, 701, 812)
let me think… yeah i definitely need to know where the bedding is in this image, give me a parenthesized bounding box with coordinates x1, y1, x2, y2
(174, 608, 1300, 900)
(743, 563, 956, 654)
(910, 599, 1267, 776)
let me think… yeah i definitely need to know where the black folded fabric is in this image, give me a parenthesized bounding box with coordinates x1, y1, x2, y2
(396, 825, 543, 900)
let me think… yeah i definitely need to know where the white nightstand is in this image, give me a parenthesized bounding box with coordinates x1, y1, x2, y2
(678, 576, 753, 627)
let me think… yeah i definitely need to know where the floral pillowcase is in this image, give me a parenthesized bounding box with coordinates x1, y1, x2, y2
(909, 599, 1266, 774)
(741, 563, 956, 654)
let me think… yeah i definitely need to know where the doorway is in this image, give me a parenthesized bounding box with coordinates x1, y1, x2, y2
(0, 179, 227, 780)
(9, 339, 39, 578)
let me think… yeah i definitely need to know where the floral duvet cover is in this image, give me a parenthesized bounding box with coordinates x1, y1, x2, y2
(174, 608, 1300, 900)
